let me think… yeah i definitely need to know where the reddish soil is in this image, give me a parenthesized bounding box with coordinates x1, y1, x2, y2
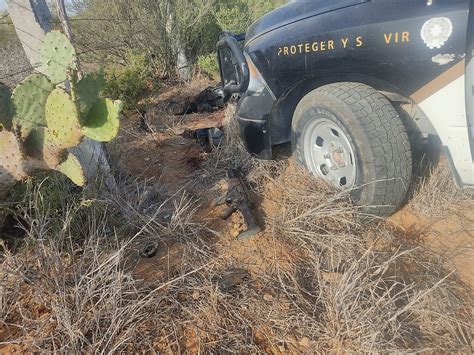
(390, 209, 474, 288)
(108, 83, 301, 300)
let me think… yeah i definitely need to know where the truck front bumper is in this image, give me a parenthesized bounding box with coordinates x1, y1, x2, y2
(234, 82, 276, 160)
(236, 115, 272, 159)
(218, 32, 276, 160)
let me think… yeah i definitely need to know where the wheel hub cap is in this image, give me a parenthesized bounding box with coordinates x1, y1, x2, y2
(303, 118, 356, 188)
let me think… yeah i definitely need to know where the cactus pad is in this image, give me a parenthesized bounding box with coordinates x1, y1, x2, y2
(56, 153, 85, 186)
(0, 131, 27, 196)
(22, 129, 65, 170)
(82, 99, 122, 142)
(76, 73, 106, 118)
(45, 88, 83, 149)
(40, 30, 76, 84)
(11, 74, 54, 137)
(0, 84, 13, 130)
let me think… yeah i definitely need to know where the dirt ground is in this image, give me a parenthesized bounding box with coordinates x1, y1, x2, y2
(391, 209, 474, 288)
(108, 82, 474, 293)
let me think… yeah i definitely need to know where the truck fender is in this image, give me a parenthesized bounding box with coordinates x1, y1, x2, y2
(270, 75, 411, 145)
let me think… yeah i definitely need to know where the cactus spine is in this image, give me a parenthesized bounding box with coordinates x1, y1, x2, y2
(0, 30, 122, 198)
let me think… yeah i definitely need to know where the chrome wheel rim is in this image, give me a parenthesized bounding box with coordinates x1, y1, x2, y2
(303, 118, 356, 188)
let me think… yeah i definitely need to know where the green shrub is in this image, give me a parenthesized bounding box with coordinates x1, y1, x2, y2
(104, 53, 151, 109)
(213, 0, 280, 34)
(71, 0, 284, 81)
(197, 54, 220, 80)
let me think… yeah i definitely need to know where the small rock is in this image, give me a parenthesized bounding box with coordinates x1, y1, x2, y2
(215, 268, 250, 291)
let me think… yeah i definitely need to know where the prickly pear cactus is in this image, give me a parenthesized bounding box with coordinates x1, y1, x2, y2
(0, 131, 27, 197)
(45, 88, 83, 149)
(76, 72, 106, 117)
(40, 31, 76, 84)
(12, 74, 54, 137)
(83, 99, 121, 142)
(0, 30, 122, 199)
(0, 84, 13, 130)
(56, 153, 85, 186)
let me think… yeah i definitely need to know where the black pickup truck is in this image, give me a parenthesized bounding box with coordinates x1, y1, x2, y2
(217, 0, 473, 216)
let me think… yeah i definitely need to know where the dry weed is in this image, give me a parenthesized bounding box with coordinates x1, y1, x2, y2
(190, 106, 472, 352)
(410, 163, 474, 217)
(1, 239, 157, 353)
(200, 104, 253, 181)
(0, 101, 472, 353)
(265, 166, 472, 352)
(268, 163, 365, 269)
(0, 175, 215, 352)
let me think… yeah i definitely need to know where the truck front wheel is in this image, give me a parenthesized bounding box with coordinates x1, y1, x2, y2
(291, 82, 412, 217)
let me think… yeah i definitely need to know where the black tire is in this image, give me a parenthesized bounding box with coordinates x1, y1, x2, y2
(291, 82, 412, 217)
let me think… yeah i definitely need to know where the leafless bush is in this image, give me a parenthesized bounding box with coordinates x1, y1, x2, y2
(1, 239, 158, 352)
(0, 174, 215, 352)
(268, 163, 365, 268)
(410, 163, 474, 217)
(264, 167, 472, 352)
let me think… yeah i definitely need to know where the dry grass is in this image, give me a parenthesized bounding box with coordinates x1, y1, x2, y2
(199, 103, 288, 193)
(0, 175, 216, 352)
(0, 104, 472, 353)
(1, 239, 155, 352)
(410, 162, 474, 217)
(184, 108, 472, 353)
(258, 164, 471, 352)
(275, 245, 471, 352)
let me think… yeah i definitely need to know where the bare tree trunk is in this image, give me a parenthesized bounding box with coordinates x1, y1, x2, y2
(162, 0, 191, 81)
(54, 0, 85, 79)
(176, 45, 192, 81)
(54, 0, 73, 41)
(5, 0, 51, 73)
(53, 0, 83, 80)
